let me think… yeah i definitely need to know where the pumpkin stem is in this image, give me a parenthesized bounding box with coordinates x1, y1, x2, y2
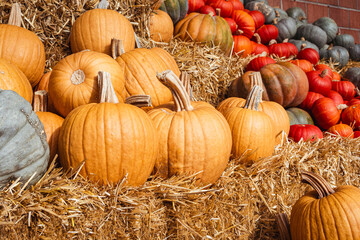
(71, 69, 85, 85)
(273, 18, 278, 24)
(215, 8, 221, 16)
(269, 39, 277, 45)
(276, 213, 292, 240)
(95, 0, 109, 9)
(8, 3, 22, 27)
(180, 71, 192, 99)
(234, 29, 244, 35)
(253, 33, 262, 44)
(355, 87, 360, 96)
(33, 90, 48, 112)
(300, 37, 306, 41)
(125, 95, 152, 108)
(111, 38, 125, 59)
(300, 43, 307, 51)
(98, 71, 119, 104)
(320, 69, 328, 78)
(244, 85, 263, 111)
(337, 104, 348, 110)
(156, 70, 194, 112)
(152, 0, 164, 10)
(301, 170, 335, 199)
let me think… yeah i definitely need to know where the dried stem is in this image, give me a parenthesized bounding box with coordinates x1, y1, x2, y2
(8, 3, 22, 27)
(244, 85, 263, 111)
(276, 213, 292, 240)
(98, 71, 119, 104)
(301, 170, 335, 199)
(125, 95, 152, 108)
(111, 38, 125, 59)
(33, 90, 48, 112)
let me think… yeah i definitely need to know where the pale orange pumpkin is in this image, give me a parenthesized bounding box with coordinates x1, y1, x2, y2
(0, 4, 46, 87)
(0, 57, 33, 103)
(70, 8, 135, 55)
(147, 70, 232, 185)
(58, 71, 158, 186)
(48, 51, 126, 117)
(149, 10, 174, 43)
(33, 90, 64, 164)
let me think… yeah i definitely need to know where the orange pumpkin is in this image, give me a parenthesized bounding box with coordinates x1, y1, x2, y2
(290, 59, 313, 73)
(0, 4, 45, 87)
(0, 57, 33, 103)
(149, 10, 174, 43)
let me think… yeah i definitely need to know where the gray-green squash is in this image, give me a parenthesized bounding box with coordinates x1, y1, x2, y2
(160, 0, 188, 25)
(289, 38, 319, 53)
(343, 67, 360, 88)
(320, 45, 349, 68)
(0, 89, 49, 188)
(333, 33, 355, 50)
(349, 44, 360, 61)
(286, 7, 307, 27)
(286, 107, 314, 125)
(245, 1, 275, 24)
(295, 24, 327, 48)
(274, 17, 297, 42)
(313, 17, 338, 44)
(273, 7, 288, 22)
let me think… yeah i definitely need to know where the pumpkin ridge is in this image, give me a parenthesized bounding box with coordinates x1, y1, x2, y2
(321, 194, 339, 238)
(189, 14, 207, 42)
(336, 188, 360, 236)
(281, 64, 299, 106)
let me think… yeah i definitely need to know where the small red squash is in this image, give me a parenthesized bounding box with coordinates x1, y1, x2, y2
(290, 59, 313, 73)
(311, 97, 341, 130)
(207, 0, 233, 17)
(288, 124, 323, 142)
(232, 10, 256, 38)
(199, 5, 216, 14)
(327, 123, 354, 138)
(325, 90, 344, 107)
(315, 64, 333, 79)
(255, 24, 279, 45)
(331, 80, 356, 101)
(233, 35, 253, 57)
(347, 98, 360, 106)
(299, 91, 324, 112)
(247, 10, 265, 30)
(224, 17, 237, 33)
(341, 104, 360, 130)
(246, 56, 276, 71)
(188, 0, 205, 13)
(306, 69, 332, 96)
(297, 47, 319, 65)
(250, 33, 269, 55)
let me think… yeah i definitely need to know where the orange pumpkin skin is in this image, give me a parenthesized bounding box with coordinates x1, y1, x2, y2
(70, 9, 135, 55)
(0, 25, 45, 87)
(327, 123, 354, 138)
(36, 112, 64, 163)
(0, 58, 33, 103)
(148, 101, 232, 185)
(116, 48, 180, 107)
(48, 51, 126, 117)
(150, 10, 174, 42)
(290, 59, 313, 73)
(35, 71, 51, 92)
(58, 103, 158, 186)
(174, 12, 234, 54)
(230, 62, 309, 108)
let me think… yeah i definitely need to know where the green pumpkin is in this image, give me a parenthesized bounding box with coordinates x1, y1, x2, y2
(333, 34, 355, 50)
(286, 107, 314, 125)
(313, 17, 338, 44)
(321, 45, 349, 68)
(286, 7, 307, 25)
(349, 44, 360, 61)
(160, 0, 188, 25)
(275, 17, 297, 42)
(295, 24, 327, 49)
(343, 67, 360, 88)
(0, 89, 49, 188)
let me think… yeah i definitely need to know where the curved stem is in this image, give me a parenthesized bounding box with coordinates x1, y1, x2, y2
(301, 170, 335, 199)
(253, 33, 262, 44)
(276, 213, 292, 240)
(244, 85, 263, 111)
(9, 3, 22, 27)
(111, 38, 125, 59)
(269, 39, 277, 45)
(156, 70, 194, 112)
(125, 95, 152, 108)
(33, 90, 48, 112)
(98, 71, 119, 103)
(249, 72, 265, 103)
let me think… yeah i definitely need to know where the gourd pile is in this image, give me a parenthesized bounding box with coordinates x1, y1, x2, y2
(1, 0, 360, 239)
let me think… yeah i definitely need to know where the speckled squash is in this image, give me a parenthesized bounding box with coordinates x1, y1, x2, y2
(160, 0, 189, 24)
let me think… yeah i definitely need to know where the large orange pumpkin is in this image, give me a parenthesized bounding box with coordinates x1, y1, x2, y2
(0, 4, 45, 87)
(58, 71, 158, 186)
(174, 12, 234, 55)
(147, 70, 232, 185)
(149, 10, 174, 43)
(70, 8, 135, 55)
(48, 51, 126, 117)
(0, 58, 33, 104)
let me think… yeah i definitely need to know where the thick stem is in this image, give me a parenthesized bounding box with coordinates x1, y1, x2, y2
(301, 170, 335, 199)
(244, 85, 263, 111)
(152, 0, 164, 9)
(273, 18, 278, 24)
(111, 38, 125, 59)
(276, 213, 292, 240)
(71, 69, 85, 85)
(8, 3, 22, 27)
(98, 71, 119, 103)
(300, 43, 307, 51)
(253, 33, 262, 44)
(355, 87, 360, 96)
(180, 71, 192, 99)
(269, 39, 277, 45)
(320, 69, 328, 78)
(156, 70, 194, 112)
(33, 90, 48, 112)
(95, 0, 109, 9)
(125, 95, 152, 108)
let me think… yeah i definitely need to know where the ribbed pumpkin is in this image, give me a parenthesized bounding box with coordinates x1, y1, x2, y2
(297, 47, 319, 65)
(0, 4, 45, 87)
(250, 33, 269, 55)
(149, 10, 174, 43)
(114, 44, 180, 108)
(70, 8, 135, 55)
(332, 80, 355, 101)
(0, 58, 33, 104)
(255, 24, 279, 45)
(174, 12, 234, 54)
(341, 104, 360, 130)
(219, 72, 289, 144)
(147, 70, 232, 185)
(34, 71, 58, 114)
(290, 59, 313, 73)
(230, 62, 309, 108)
(0, 89, 49, 188)
(48, 51, 126, 117)
(33, 91, 64, 164)
(233, 35, 253, 57)
(246, 56, 276, 71)
(58, 72, 158, 186)
(311, 97, 341, 130)
(232, 10, 256, 38)
(224, 85, 275, 164)
(313, 17, 338, 44)
(327, 123, 354, 138)
(290, 171, 360, 240)
(288, 124, 323, 142)
(160, 0, 189, 24)
(306, 69, 332, 96)
(274, 17, 297, 42)
(299, 91, 324, 112)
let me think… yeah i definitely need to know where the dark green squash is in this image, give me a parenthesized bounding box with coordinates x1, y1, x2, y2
(286, 107, 314, 125)
(313, 17, 338, 44)
(273, 7, 288, 22)
(274, 17, 297, 42)
(333, 33, 355, 50)
(343, 67, 360, 88)
(349, 44, 360, 61)
(245, 1, 275, 24)
(321, 45, 349, 67)
(0, 89, 49, 188)
(286, 7, 307, 27)
(289, 38, 319, 53)
(319, 44, 329, 60)
(160, 0, 188, 25)
(296, 24, 327, 48)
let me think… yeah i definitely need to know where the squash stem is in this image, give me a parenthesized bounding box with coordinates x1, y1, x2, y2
(33, 90, 48, 112)
(244, 85, 263, 111)
(125, 95, 152, 108)
(301, 170, 335, 199)
(111, 38, 125, 59)
(276, 213, 292, 240)
(98, 71, 119, 104)
(8, 3, 22, 27)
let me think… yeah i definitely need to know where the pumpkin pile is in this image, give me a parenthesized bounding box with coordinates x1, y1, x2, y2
(1, 0, 360, 238)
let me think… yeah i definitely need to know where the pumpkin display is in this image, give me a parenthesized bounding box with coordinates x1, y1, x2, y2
(246, 56, 275, 71)
(295, 24, 327, 49)
(0, 57, 33, 104)
(230, 62, 309, 108)
(149, 10, 174, 43)
(311, 97, 341, 130)
(70, 8, 135, 55)
(299, 91, 324, 112)
(33, 90, 64, 164)
(313, 17, 338, 44)
(0, 3, 46, 87)
(114, 45, 180, 108)
(341, 104, 360, 130)
(286, 7, 307, 26)
(290, 59, 313, 73)
(286, 107, 314, 125)
(327, 123, 354, 138)
(320, 45, 350, 67)
(332, 80, 355, 101)
(274, 17, 297, 43)
(343, 67, 360, 88)
(48, 50, 126, 117)
(174, 12, 234, 54)
(232, 10, 256, 38)
(0, 89, 49, 188)
(223, 85, 275, 163)
(288, 124, 323, 142)
(148, 70, 232, 185)
(290, 170, 360, 240)
(306, 69, 332, 96)
(58, 72, 158, 186)
(160, 0, 189, 24)
(297, 47, 319, 65)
